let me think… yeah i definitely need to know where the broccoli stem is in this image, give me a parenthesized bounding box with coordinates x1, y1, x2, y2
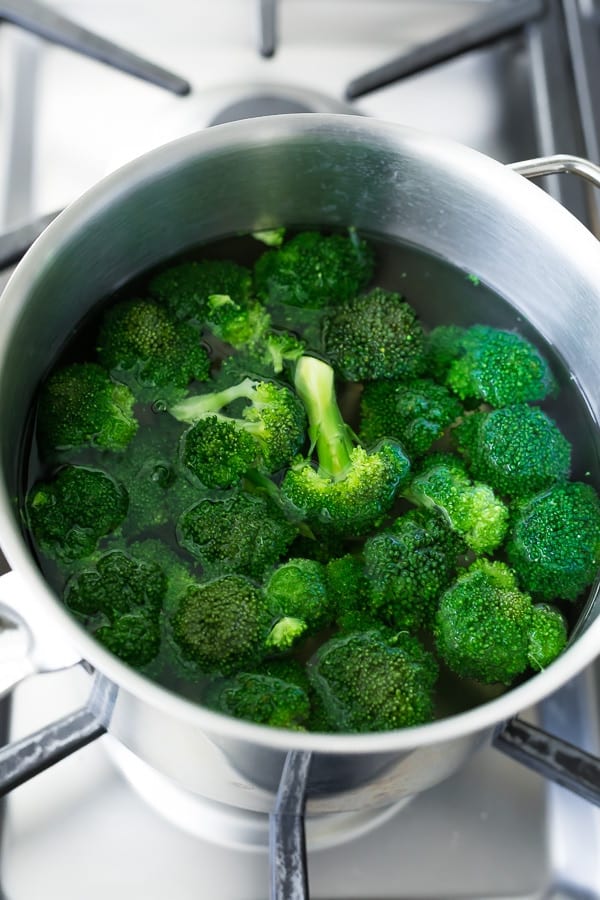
(294, 356, 353, 479)
(170, 377, 257, 422)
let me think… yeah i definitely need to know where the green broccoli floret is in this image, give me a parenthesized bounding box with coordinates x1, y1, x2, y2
(97, 298, 210, 402)
(169, 574, 269, 675)
(264, 558, 332, 651)
(323, 288, 426, 382)
(406, 453, 508, 554)
(528, 604, 568, 671)
(424, 325, 467, 381)
(506, 482, 600, 601)
(203, 293, 272, 349)
(359, 377, 462, 456)
(128, 538, 200, 615)
(308, 630, 438, 733)
(205, 671, 310, 729)
(259, 328, 306, 373)
(455, 404, 571, 498)
(444, 325, 557, 406)
(149, 259, 253, 323)
(434, 559, 558, 684)
(325, 554, 369, 619)
(26, 465, 128, 563)
(281, 357, 410, 536)
(254, 230, 374, 310)
(64, 550, 164, 668)
(36, 362, 138, 454)
(363, 509, 464, 631)
(177, 491, 297, 579)
(171, 377, 306, 481)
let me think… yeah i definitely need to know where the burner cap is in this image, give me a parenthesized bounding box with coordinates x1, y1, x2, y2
(209, 94, 314, 126)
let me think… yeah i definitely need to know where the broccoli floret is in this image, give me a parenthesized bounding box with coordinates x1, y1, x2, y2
(325, 554, 369, 618)
(455, 404, 571, 498)
(406, 453, 508, 554)
(359, 377, 462, 456)
(64, 550, 165, 668)
(26, 465, 128, 563)
(281, 357, 410, 536)
(308, 630, 438, 733)
(128, 538, 200, 615)
(323, 288, 426, 382)
(177, 491, 297, 579)
(97, 298, 210, 402)
(149, 259, 253, 323)
(37, 362, 138, 454)
(259, 328, 306, 373)
(528, 604, 568, 671)
(435, 559, 553, 684)
(445, 325, 557, 406)
(169, 574, 269, 675)
(363, 509, 464, 631)
(264, 558, 332, 651)
(424, 325, 467, 381)
(506, 482, 600, 601)
(254, 230, 374, 310)
(171, 377, 306, 480)
(205, 671, 310, 730)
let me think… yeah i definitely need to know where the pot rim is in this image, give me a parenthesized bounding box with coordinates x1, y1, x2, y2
(1, 113, 600, 754)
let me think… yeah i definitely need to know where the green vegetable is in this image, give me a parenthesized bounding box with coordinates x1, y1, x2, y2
(177, 491, 297, 579)
(264, 558, 332, 650)
(406, 453, 508, 554)
(424, 325, 466, 382)
(455, 404, 571, 498)
(26, 465, 128, 563)
(149, 259, 253, 323)
(254, 230, 374, 309)
(325, 554, 369, 618)
(308, 630, 438, 732)
(97, 298, 210, 402)
(206, 671, 310, 729)
(37, 362, 138, 454)
(434, 559, 562, 684)
(359, 377, 461, 456)
(363, 509, 464, 631)
(528, 604, 568, 671)
(506, 481, 600, 601)
(323, 288, 426, 382)
(96, 612, 161, 669)
(281, 356, 410, 536)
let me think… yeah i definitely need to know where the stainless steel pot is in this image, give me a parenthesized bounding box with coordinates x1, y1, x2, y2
(1, 115, 600, 821)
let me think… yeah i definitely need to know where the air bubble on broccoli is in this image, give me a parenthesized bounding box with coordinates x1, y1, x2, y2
(281, 357, 410, 536)
(308, 630, 438, 733)
(359, 377, 462, 456)
(506, 481, 600, 601)
(254, 230, 374, 310)
(406, 453, 508, 554)
(264, 558, 332, 651)
(455, 404, 571, 498)
(26, 465, 128, 564)
(37, 362, 138, 454)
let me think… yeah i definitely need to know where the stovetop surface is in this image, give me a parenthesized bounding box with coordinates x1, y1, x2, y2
(1, 1, 600, 897)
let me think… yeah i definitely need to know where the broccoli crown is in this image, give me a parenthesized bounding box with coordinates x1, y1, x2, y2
(259, 328, 306, 374)
(95, 610, 161, 669)
(528, 604, 568, 671)
(506, 481, 600, 601)
(180, 417, 258, 489)
(435, 559, 534, 684)
(170, 575, 269, 675)
(323, 288, 426, 382)
(171, 377, 306, 475)
(325, 554, 368, 618)
(149, 259, 253, 323)
(363, 509, 464, 631)
(64, 549, 165, 620)
(359, 377, 462, 456)
(177, 491, 297, 579)
(445, 325, 557, 406)
(455, 404, 571, 498)
(424, 325, 467, 381)
(264, 558, 331, 650)
(204, 294, 272, 349)
(308, 630, 438, 732)
(205, 671, 310, 730)
(254, 230, 374, 310)
(37, 362, 138, 454)
(281, 357, 410, 536)
(128, 538, 200, 615)
(97, 298, 210, 401)
(407, 453, 508, 554)
(26, 465, 128, 563)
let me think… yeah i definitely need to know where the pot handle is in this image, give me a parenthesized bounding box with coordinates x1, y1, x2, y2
(508, 153, 600, 188)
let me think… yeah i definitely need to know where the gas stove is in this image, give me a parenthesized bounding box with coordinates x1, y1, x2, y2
(2, 1, 600, 897)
